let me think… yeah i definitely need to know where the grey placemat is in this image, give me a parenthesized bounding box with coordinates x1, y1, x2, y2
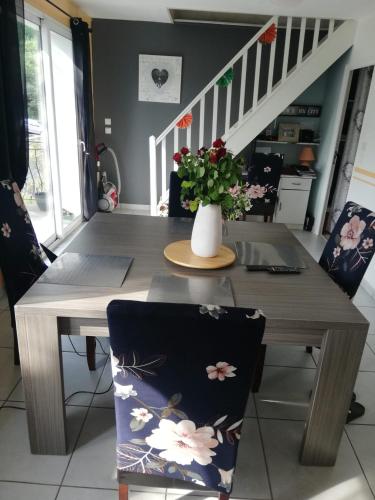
(147, 272, 235, 306)
(235, 241, 306, 269)
(38, 253, 133, 287)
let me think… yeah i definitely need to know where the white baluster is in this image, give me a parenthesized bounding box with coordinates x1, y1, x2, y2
(212, 84, 218, 143)
(186, 111, 192, 149)
(297, 17, 306, 66)
(161, 137, 166, 199)
(239, 51, 248, 120)
(328, 19, 335, 37)
(267, 18, 278, 96)
(313, 18, 321, 51)
(173, 127, 179, 171)
(282, 16, 292, 81)
(199, 96, 205, 148)
(225, 82, 232, 134)
(149, 135, 157, 216)
(253, 41, 262, 110)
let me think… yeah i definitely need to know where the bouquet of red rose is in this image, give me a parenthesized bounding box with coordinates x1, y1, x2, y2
(173, 139, 244, 213)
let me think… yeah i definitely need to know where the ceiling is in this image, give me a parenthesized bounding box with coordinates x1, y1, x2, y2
(75, 0, 375, 23)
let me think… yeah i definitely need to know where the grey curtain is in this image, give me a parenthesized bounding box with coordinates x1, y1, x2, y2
(328, 67, 373, 233)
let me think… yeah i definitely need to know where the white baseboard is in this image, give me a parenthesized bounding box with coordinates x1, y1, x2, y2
(117, 203, 150, 212)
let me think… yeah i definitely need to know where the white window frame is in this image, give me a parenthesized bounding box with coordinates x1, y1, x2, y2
(25, 3, 83, 245)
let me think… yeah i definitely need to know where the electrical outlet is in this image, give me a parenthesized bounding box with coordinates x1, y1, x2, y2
(105, 127, 112, 135)
(105, 118, 111, 125)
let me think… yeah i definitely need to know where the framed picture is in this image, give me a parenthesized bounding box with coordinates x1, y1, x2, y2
(278, 123, 300, 143)
(138, 54, 182, 103)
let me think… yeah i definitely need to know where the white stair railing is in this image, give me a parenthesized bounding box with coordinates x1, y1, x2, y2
(149, 16, 341, 215)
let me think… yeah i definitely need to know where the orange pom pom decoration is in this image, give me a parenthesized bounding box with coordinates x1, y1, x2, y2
(176, 113, 193, 129)
(258, 23, 277, 44)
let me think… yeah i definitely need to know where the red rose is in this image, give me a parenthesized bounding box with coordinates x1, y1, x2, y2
(173, 152, 182, 164)
(209, 152, 218, 164)
(217, 147, 227, 159)
(212, 138, 225, 148)
(180, 146, 189, 155)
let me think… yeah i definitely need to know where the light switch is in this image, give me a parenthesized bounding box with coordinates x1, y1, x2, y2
(105, 118, 111, 125)
(105, 127, 112, 135)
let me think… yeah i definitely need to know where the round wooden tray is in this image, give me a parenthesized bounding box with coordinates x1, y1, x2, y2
(164, 240, 236, 269)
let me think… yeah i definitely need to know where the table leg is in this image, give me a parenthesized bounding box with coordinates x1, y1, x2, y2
(300, 327, 367, 465)
(16, 313, 67, 455)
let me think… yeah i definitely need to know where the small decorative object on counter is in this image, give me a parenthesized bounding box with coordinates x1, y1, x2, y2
(173, 139, 244, 257)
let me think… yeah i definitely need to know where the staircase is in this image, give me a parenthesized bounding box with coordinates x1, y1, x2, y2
(149, 16, 356, 215)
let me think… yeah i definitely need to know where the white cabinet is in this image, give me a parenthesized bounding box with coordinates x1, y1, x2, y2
(274, 176, 313, 228)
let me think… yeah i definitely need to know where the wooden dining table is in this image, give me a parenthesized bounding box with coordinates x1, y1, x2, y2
(15, 213, 369, 465)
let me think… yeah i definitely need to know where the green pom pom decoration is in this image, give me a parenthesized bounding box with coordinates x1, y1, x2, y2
(216, 67, 234, 88)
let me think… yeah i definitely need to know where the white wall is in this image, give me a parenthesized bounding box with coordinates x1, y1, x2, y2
(345, 14, 375, 296)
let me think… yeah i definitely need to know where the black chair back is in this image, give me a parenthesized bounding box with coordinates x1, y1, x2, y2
(168, 171, 195, 218)
(247, 153, 283, 215)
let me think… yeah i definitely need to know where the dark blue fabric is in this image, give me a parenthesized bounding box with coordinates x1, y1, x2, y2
(319, 201, 375, 299)
(107, 300, 265, 494)
(0, 180, 47, 328)
(168, 172, 195, 218)
(247, 153, 283, 215)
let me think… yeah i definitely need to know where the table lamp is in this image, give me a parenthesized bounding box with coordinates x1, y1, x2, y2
(299, 147, 315, 168)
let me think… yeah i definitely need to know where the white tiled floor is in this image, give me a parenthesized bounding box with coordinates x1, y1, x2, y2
(1, 230, 375, 499)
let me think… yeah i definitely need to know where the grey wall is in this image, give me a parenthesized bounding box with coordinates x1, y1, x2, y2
(92, 20, 259, 205)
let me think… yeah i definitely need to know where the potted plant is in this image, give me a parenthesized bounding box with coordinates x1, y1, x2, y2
(174, 139, 244, 257)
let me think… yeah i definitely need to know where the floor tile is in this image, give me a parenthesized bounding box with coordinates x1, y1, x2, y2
(0, 348, 21, 399)
(0, 309, 13, 348)
(0, 405, 86, 484)
(91, 355, 115, 408)
(367, 335, 375, 353)
(9, 351, 108, 405)
(255, 366, 315, 421)
(61, 335, 110, 354)
(63, 407, 117, 489)
(358, 307, 375, 334)
(346, 425, 375, 494)
(265, 345, 315, 369)
(57, 486, 117, 500)
(260, 418, 374, 500)
(354, 288, 375, 308)
(350, 371, 375, 425)
(0, 481, 59, 500)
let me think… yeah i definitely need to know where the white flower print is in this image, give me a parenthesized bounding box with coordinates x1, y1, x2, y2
(12, 182, 26, 211)
(192, 479, 206, 486)
(111, 353, 122, 377)
(0, 180, 12, 190)
(31, 244, 41, 258)
(199, 304, 227, 320)
(145, 419, 218, 466)
(264, 166, 271, 173)
(246, 309, 264, 320)
(206, 362, 237, 381)
(130, 408, 153, 423)
(1, 223, 11, 238)
(333, 247, 341, 258)
(114, 382, 137, 400)
(24, 213, 31, 224)
(363, 238, 373, 250)
(218, 468, 234, 492)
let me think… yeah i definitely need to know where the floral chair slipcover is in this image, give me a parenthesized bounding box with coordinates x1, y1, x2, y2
(247, 153, 283, 218)
(319, 201, 375, 299)
(0, 180, 47, 362)
(107, 300, 266, 497)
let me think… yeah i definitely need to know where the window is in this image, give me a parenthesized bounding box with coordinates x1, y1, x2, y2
(23, 9, 82, 245)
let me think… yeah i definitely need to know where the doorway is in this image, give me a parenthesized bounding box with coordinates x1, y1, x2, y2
(323, 66, 374, 235)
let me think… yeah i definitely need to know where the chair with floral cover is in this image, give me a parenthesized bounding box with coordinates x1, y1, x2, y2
(0, 180, 97, 370)
(247, 153, 283, 222)
(107, 300, 266, 500)
(168, 171, 195, 218)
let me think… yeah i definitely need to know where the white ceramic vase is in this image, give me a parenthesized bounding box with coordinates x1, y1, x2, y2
(191, 203, 222, 257)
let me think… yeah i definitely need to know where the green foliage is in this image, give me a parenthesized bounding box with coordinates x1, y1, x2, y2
(176, 142, 244, 212)
(25, 24, 40, 121)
